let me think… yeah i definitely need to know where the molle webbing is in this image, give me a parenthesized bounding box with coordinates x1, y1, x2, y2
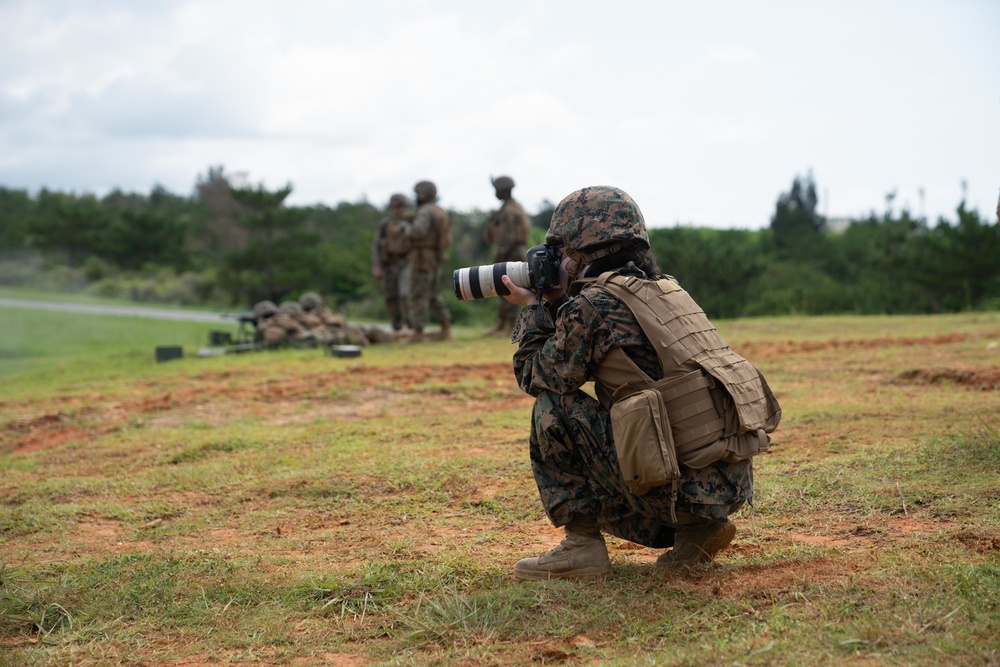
(593, 272, 779, 437)
(655, 371, 725, 452)
(577, 241, 628, 266)
(606, 354, 725, 455)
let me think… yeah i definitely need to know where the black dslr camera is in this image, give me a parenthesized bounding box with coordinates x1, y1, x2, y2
(453, 244, 562, 301)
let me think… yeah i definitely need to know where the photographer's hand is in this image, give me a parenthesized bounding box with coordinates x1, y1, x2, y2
(500, 275, 539, 307)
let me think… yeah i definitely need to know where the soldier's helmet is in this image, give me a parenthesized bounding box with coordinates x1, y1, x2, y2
(278, 300, 303, 315)
(299, 291, 323, 311)
(491, 175, 515, 191)
(546, 185, 649, 257)
(413, 180, 437, 201)
(252, 300, 278, 319)
(389, 193, 408, 208)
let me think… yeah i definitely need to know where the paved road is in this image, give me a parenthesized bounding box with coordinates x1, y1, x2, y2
(0, 297, 237, 323)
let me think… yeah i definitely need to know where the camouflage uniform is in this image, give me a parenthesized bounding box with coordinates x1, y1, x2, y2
(251, 300, 280, 345)
(371, 194, 412, 331)
(485, 176, 532, 330)
(300, 292, 347, 330)
(300, 292, 370, 347)
(512, 273, 753, 547)
(405, 181, 452, 337)
(277, 301, 326, 346)
(253, 300, 311, 347)
(511, 186, 778, 553)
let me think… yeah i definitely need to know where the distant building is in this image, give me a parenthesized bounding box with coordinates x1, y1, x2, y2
(824, 217, 852, 234)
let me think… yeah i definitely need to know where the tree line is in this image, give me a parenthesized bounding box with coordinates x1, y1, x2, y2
(0, 167, 997, 321)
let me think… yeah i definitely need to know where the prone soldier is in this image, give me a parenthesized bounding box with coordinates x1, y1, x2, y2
(275, 301, 323, 347)
(252, 300, 311, 348)
(280, 300, 333, 345)
(298, 291, 370, 347)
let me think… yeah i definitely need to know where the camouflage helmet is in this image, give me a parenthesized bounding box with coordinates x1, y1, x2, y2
(388, 193, 408, 208)
(491, 175, 515, 191)
(252, 300, 278, 319)
(278, 300, 303, 315)
(548, 185, 648, 250)
(413, 180, 437, 201)
(546, 186, 649, 284)
(299, 291, 323, 310)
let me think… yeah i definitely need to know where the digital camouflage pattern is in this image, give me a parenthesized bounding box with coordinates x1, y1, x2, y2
(282, 300, 335, 344)
(413, 180, 437, 202)
(406, 196, 451, 331)
(257, 305, 311, 347)
(296, 293, 371, 347)
(251, 295, 372, 348)
(485, 199, 531, 259)
(546, 185, 650, 255)
(298, 292, 323, 311)
(304, 301, 347, 329)
(511, 263, 753, 547)
(485, 196, 532, 323)
(277, 300, 303, 316)
(252, 300, 278, 320)
(372, 202, 412, 331)
(404, 259, 448, 332)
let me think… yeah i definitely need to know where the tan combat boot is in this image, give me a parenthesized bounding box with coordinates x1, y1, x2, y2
(409, 327, 424, 344)
(514, 519, 610, 580)
(655, 518, 736, 569)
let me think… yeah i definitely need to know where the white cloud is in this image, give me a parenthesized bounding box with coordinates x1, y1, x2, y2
(705, 46, 759, 65)
(1, 0, 998, 228)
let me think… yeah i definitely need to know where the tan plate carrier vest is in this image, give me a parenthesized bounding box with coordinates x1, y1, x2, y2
(588, 272, 781, 471)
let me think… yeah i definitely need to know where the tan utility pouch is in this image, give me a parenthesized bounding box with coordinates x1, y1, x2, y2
(610, 387, 680, 498)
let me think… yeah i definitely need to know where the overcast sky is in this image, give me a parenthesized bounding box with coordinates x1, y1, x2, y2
(1, 0, 997, 229)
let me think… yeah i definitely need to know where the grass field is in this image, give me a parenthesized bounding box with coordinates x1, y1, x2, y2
(1, 302, 999, 666)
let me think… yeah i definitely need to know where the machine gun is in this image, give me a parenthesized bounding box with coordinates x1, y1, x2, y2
(222, 311, 259, 346)
(197, 311, 260, 356)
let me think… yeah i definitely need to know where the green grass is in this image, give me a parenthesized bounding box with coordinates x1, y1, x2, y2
(0, 306, 229, 380)
(1, 297, 999, 665)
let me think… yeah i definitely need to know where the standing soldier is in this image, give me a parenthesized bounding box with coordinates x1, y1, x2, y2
(405, 180, 452, 343)
(483, 175, 532, 337)
(371, 194, 412, 333)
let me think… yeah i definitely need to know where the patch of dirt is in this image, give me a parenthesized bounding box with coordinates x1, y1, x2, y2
(74, 518, 121, 545)
(5, 420, 92, 455)
(735, 332, 994, 359)
(290, 654, 364, 667)
(893, 366, 1000, 391)
(955, 531, 1000, 553)
(1, 362, 531, 454)
(4, 329, 998, 664)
